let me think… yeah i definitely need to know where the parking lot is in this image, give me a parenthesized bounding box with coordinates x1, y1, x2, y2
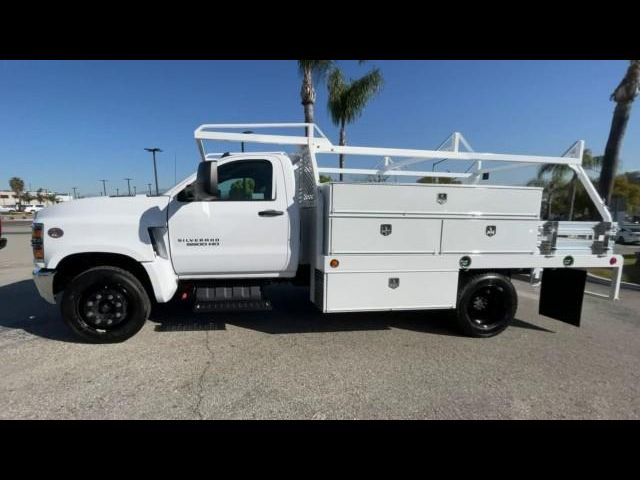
(1, 229, 639, 419)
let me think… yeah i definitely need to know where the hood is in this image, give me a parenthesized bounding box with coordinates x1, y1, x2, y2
(35, 195, 170, 225)
(35, 195, 172, 268)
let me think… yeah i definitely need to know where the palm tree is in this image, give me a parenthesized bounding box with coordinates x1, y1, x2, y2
(298, 60, 333, 135)
(599, 60, 640, 204)
(9, 177, 25, 210)
(327, 67, 384, 180)
(535, 149, 602, 219)
(36, 188, 45, 204)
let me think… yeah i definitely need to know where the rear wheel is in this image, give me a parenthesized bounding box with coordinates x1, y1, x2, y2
(455, 272, 517, 338)
(61, 266, 150, 343)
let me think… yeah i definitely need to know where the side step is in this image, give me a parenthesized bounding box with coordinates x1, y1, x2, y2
(193, 284, 272, 313)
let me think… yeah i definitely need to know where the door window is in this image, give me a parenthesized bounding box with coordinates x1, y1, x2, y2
(177, 159, 273, 202)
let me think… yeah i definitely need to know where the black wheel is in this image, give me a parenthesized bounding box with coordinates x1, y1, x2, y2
(455, 273, 517, 338)
(61, 266, 151, 343)
(617, 236, 625, 244)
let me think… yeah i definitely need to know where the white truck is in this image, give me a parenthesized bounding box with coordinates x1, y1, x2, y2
(32, 123, 623, 343)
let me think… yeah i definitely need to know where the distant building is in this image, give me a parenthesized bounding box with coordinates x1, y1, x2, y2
(0, 190, 72, 208)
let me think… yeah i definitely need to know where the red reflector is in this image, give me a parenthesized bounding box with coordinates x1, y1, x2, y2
(610, 257, 617, 265)
(181, 292, 189, 301)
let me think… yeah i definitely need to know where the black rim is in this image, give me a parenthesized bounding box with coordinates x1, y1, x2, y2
(466, 284, 511, 330)
(79, 284, 130, 331)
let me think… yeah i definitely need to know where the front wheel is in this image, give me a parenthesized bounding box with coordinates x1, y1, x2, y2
(61, 266, 151, 343)
(454, 272, 517, 338)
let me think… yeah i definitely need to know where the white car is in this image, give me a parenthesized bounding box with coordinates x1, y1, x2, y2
(0, 206, 16, 214)
(616, 224, 640, 244)
(24, 205, 46, 214)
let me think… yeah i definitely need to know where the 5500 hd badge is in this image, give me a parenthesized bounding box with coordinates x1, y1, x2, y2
(177, 238, 220, 247)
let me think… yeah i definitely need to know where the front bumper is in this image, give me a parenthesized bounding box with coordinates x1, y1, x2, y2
(0, 237, 6, 250)
(33, 267, 57, 304)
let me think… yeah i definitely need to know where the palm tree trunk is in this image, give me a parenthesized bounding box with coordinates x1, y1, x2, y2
(301, 69, 315, 137)
(569, 176, 577, 220)
(338, 121, 346, 181)
(599, 101, 632, 204)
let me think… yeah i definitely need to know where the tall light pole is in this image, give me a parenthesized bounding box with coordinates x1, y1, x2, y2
(124, 177, 133, 196)
(241, 130, 253, 153)
(432, 159, 447, 184)
(100, 179, 108, 196)
(145, 148, 162, 196)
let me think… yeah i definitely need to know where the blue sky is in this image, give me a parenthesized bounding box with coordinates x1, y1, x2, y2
(0, 60, 638, 196)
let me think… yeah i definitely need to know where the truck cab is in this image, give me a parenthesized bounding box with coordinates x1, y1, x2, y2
(166, 153, 300, 278)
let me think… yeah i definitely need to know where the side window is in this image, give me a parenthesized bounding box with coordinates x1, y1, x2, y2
(176, 159, 274, 203)
(217, 160, 273, 201)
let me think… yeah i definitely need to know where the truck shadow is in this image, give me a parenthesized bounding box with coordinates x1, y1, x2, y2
(0, 280, 79, 343)
(150, 285, 554, 336)
(0, 280, 552, 343)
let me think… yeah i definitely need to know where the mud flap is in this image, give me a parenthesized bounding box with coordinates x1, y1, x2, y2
(539, 268, 587, 327)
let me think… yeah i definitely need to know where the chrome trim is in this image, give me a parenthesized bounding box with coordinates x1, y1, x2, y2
(33, 267, 56, 304)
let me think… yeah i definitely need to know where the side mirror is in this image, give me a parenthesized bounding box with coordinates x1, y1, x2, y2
(194, 160, 220, 200)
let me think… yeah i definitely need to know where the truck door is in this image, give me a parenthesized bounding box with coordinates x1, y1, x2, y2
(168, 157, 290, 276)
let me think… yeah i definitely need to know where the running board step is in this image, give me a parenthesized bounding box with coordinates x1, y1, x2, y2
(193, 300, 272, 313)
(193, 284, 271, 312)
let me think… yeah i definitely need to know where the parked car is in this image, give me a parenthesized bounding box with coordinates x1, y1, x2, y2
(24, 205, 46, 214)
(0, 217, 6, 250)
(616, 224, 640, 244)
(0, 205, 17, 214)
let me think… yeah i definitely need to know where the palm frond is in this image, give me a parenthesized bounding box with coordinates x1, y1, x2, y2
(298, 60, 334, 81)
(327, 67, 384, 127)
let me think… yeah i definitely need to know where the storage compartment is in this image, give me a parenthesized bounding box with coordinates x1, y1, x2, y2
(329, 183, 542, 219)
(323, 271, 458, 312)
(328, 217, 442, 254)
(441, 219, 539, 254)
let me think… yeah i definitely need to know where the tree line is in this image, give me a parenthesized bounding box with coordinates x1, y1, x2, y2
(7, 177, 60, 209)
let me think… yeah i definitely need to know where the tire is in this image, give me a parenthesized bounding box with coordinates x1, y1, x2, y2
(454, 272, 517, 338)
(61, 266, 151, 343)
(617, 236, 625, 244)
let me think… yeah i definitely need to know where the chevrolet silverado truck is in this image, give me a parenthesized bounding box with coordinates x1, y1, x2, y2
(32, 123, 623, 343)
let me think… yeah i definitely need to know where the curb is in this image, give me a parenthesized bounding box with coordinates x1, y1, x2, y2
(513, 272, 640, 292)
(586, 273, 640, 291)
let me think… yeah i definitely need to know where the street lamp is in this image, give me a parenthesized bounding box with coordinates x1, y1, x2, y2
(145, 148, 162, 195)
(124, 177, 133, 196)
(100, 179, 108, 196)
(432, 159, 447, 184)
(241, 131, 253, 153)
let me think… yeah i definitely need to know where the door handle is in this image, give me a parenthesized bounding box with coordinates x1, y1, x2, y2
(258, 209, 284, 217)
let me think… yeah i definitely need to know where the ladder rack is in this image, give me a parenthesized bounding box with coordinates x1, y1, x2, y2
(193, 123, 611, 222)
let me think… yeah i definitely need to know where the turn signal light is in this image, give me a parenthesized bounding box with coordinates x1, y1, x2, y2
(33, 246, 44, 261)
(32, 223, 44, 261)
(330, 259, 340, 268)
